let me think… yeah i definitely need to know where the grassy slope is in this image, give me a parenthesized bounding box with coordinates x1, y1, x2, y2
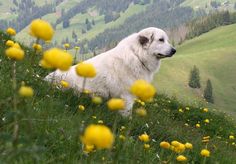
(181, 0, 236, 10)
(155, 24, 236, 118)
(0, 31, 236, 163)
(15, 2, 149, 45)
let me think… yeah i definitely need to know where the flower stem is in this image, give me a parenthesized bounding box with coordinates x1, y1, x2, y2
(12, 61, 19, 148)
(82, 78, 87, 92)
(74, 50, 78, 64)
(31, 38, 39, 65)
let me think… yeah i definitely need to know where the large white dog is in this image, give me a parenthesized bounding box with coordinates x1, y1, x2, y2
(45, 27, 176, 116)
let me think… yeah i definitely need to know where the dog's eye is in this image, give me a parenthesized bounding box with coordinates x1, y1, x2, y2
(159, 38, 164, 42)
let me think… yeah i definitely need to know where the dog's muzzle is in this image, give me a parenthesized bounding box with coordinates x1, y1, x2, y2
(156, 48, 176, 59)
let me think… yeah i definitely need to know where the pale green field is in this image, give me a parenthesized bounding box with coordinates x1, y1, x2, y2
(155, 24, 236, 117)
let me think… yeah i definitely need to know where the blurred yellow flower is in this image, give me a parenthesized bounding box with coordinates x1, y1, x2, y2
(81, 124, 114, 149)
(160, 141, 170, 149)
(229, 135, 235, 140)
(107, 98, 125, 111)
(130, 80, 156, 101)
(78, 105, 85, 111)
(92, 96, 103, 105)
(98, 120, 103, 124)
(185, 142, 193, 149)
(203, 136, 210, 140)
(5, 47, 25, 61)
(39, 59, 53, 69)
(203, 108, 208, 112)
(139, 133, 150, 142)
(13, 43, 21, 49)
(75, 46, 80, 50)
(33, 43, 42, 52)
(119, 135, 126, 140)
(76, 63, 96, 78)
(18, 86, 34, 97)
(83, 144, 94, 153)
(176, 155, 187, 162)
(171, 141, 180, 147)
(29, 19, 54, 41)
(64, 43, 70, 49)
(186, 107, 190, 110)
(196, 123, 201, 128)
(6, 40, 14, 47)
(200, 149, 210, 157)
(136, 108, 147, 117)
(179, 108, 184, 113)
(204, 119, 210, 123)
(6, 27, 16, 36)
(60, 80, 69, 88)
(144, 144, 150, 149)
(42, 48, 73, 71)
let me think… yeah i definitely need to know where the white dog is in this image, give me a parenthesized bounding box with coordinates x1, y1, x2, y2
(45, 27, 176, 116)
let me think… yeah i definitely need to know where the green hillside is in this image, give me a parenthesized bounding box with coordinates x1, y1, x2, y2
(155, 24, 236, 117)
(0, 30, 236, 163)
(15, 2, 149, 45)
(181, 0, 236, 10)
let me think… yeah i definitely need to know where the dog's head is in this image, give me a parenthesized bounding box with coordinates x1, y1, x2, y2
(138, 27, 176, 59)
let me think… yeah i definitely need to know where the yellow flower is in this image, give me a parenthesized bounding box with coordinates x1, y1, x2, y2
(202, 139, 209, 143)
(185, 142, 193, 149)
(200, 149, 210, 157)
(75, 63, 96, 78)
(6, 27, 16, 36)
(81, 124, 114, 149)
(39, 59, 53, 69)
(203, 108, 208, 112)
(98, 120, 104, 124)
(92, 96, 103, 105)
(179, 108, 184, 113)
(136, 108, 147, 117)
(13, 43, 21, 49)
(176, 143, 186, 153)
(204, 119, 210, 123)
(83, 144, 94, 153)
(33, 43, 42, 52)
(186, 107, 190, 110)
(5, 47, 25, 60)
(119, 135, 126, 140)
(60, 80, 69, 88)
(171, 141, 181, 147)
(29, 19, 54, 41)
(130, 80, 156, 101)
(196, 123, 201, 128)
(6, 40, 14, 47)
(78, 105, 85, 111)
(160, 141, 170, 149)
(75, 46, 80, 50)
(83, 89, 91, 94)
(64, 43, 70, 49)
(139, 133, 150, 142)
(144, 144, 150, 149)
(107, 98, 125, 111)
(176, 155, 187, 162)
(42, 48, 73, 71)
(18, 86, 34, 97)
(229, 135, 235, 140)
(203, 136, 210, 140)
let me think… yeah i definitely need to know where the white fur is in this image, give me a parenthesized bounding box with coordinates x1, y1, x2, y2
(45, 27, 175, 116)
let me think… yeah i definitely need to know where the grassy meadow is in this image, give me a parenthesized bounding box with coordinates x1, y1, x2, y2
(1, 23, 236, 163)
(155, 24, 236, 118)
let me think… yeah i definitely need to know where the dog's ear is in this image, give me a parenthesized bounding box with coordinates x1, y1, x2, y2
(138, 33, 154, 47)
(139, 36, 149, 45)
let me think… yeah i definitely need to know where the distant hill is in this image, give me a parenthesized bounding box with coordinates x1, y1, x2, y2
(155, 24, 236, 118)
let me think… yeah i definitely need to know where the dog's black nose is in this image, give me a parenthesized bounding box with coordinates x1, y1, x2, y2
(171, 48, 176, 55)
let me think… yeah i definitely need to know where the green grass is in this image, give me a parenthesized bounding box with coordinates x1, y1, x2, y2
(155, 24, 236, 118)
(0, 30, 236, 163)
